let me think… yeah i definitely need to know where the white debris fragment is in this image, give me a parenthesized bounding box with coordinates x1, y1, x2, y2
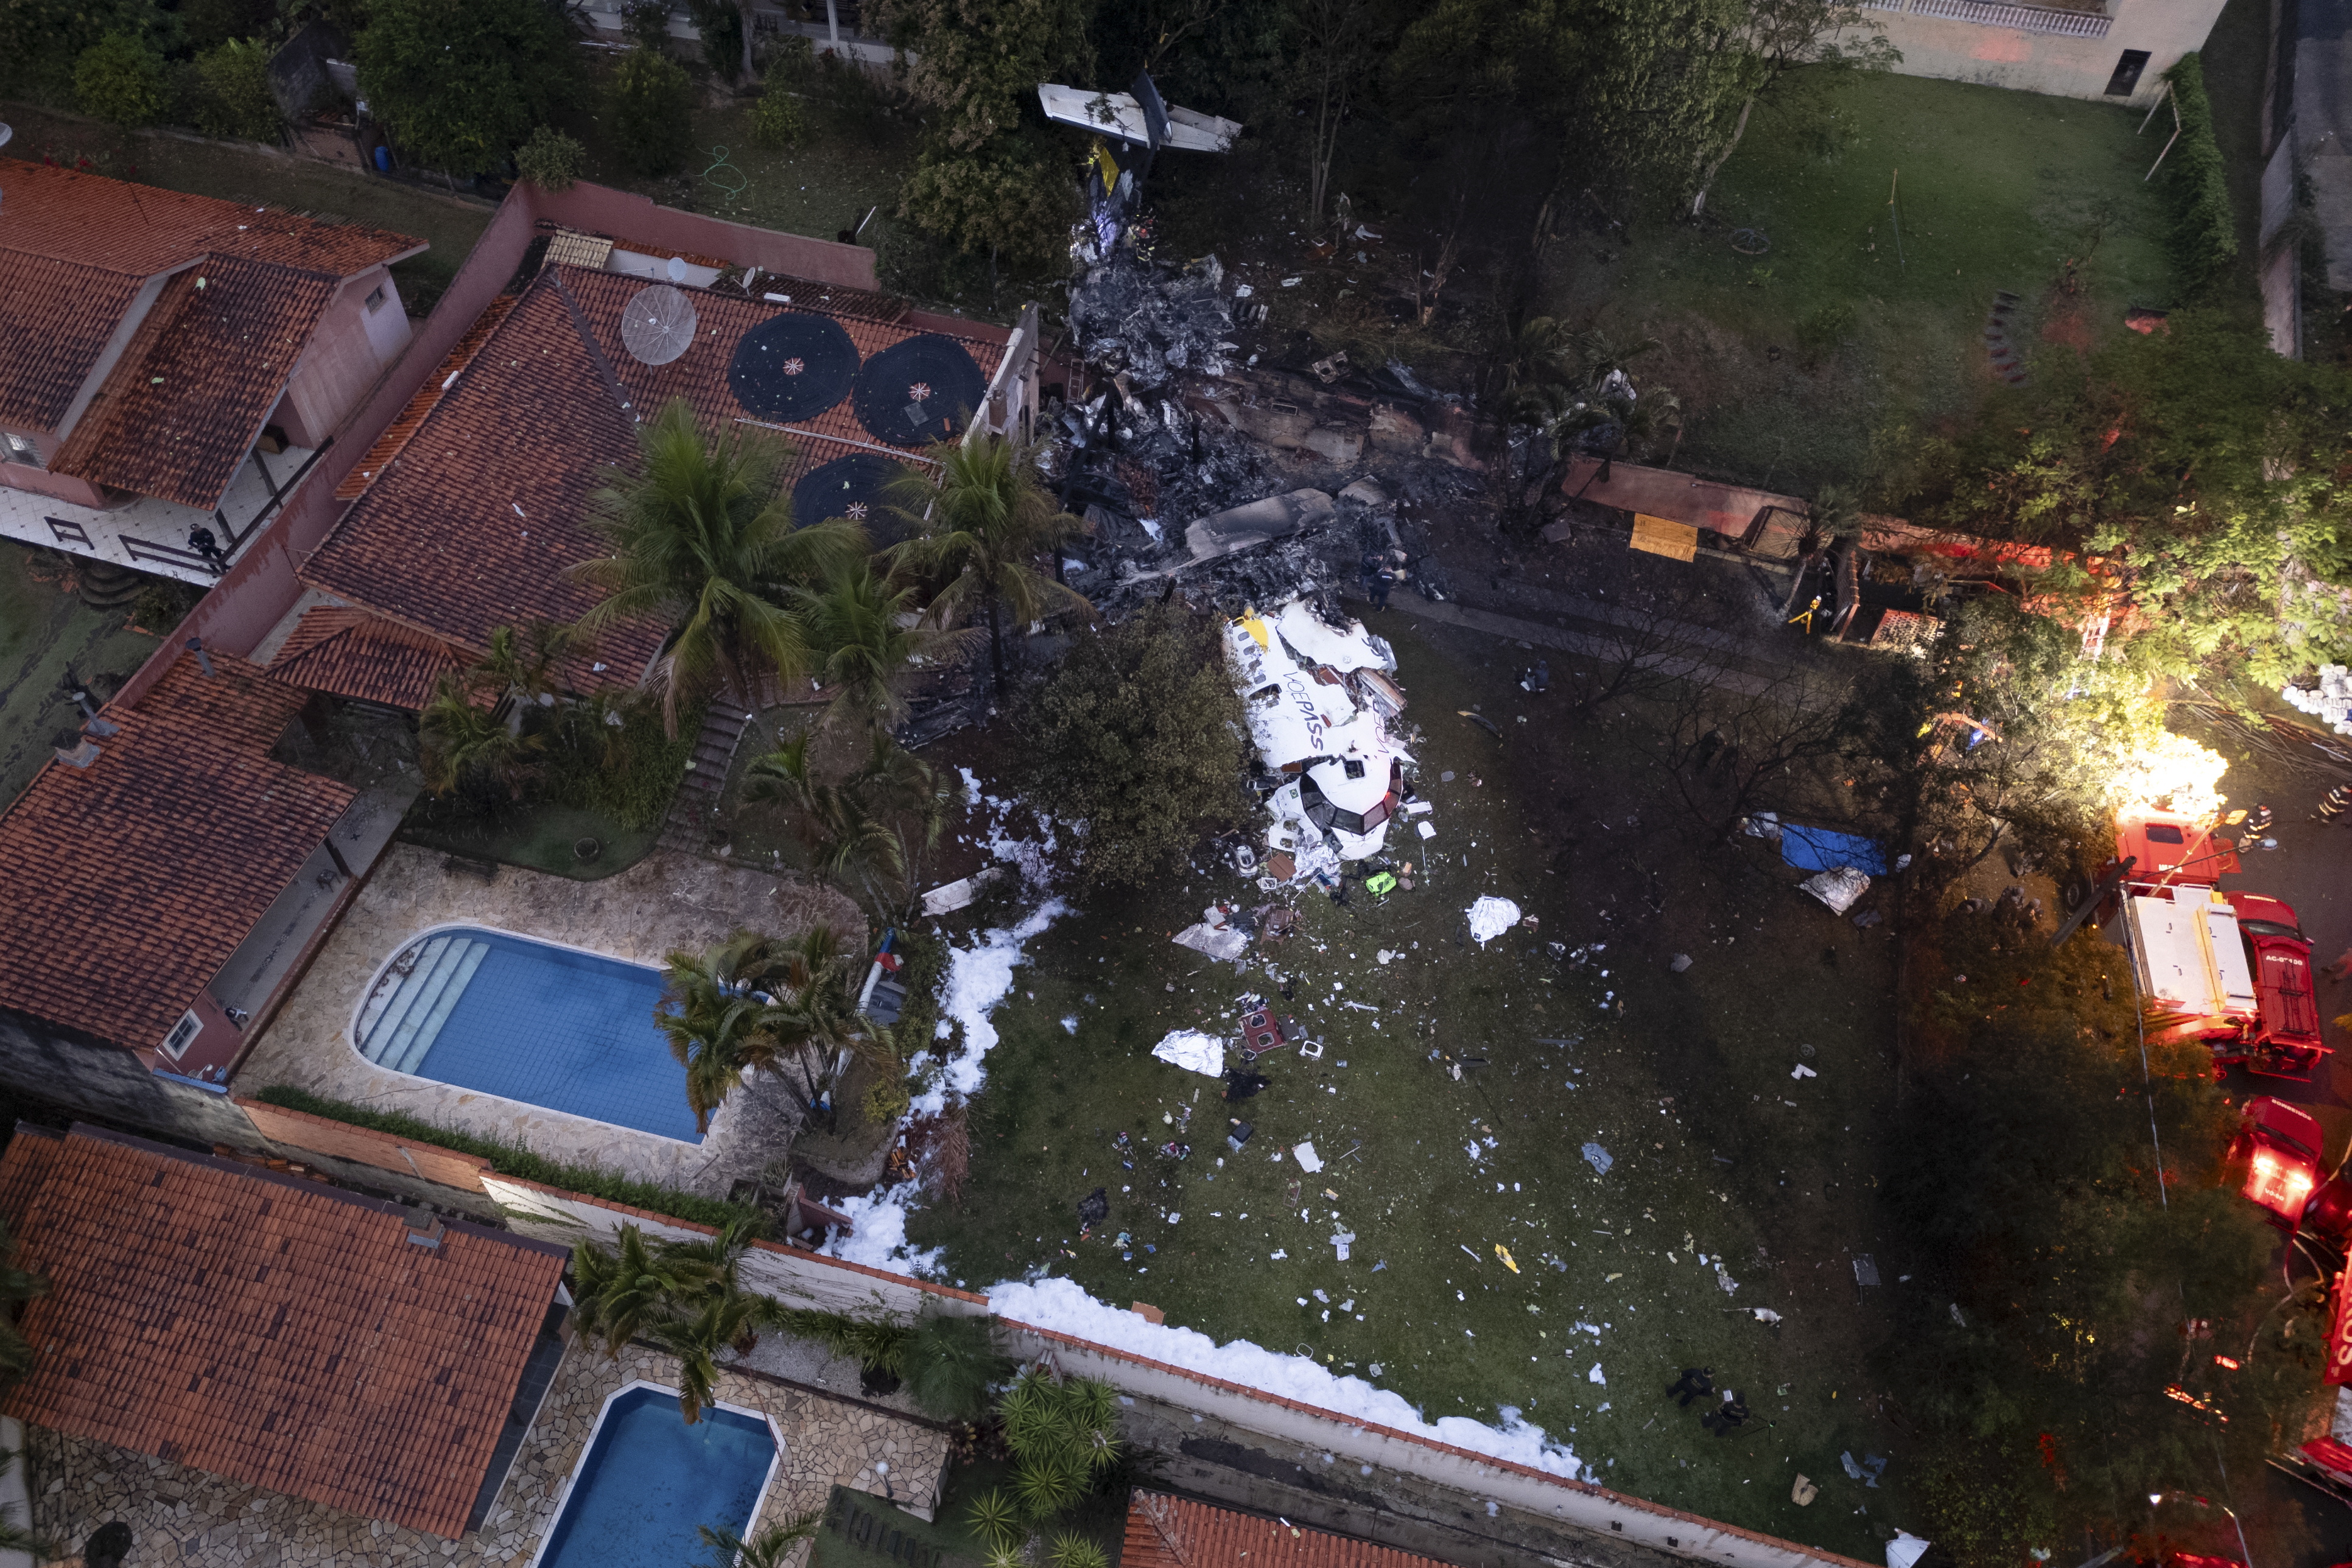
(1581, 1143, 1612, 1174)
(1467, 897, 1522, 945)
(1716, 1264, 1740, 1295)
(1331, 1230, 1355, 1260)
(1800, 867, 1869, 914)
(1587, 1363, 1606, 1385)
(1151, 1029, 1226, 1076)
(1791, 1063, 1817, 1079)
(1294, 1141, 1324, 1172)
(1752, 1307, 1783, 1325)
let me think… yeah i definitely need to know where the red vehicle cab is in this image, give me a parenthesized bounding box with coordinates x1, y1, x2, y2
(2112, 808, 2241, 892)
(2230, 1096, 2325, 1228)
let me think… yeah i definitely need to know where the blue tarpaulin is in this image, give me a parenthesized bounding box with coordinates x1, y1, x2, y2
(1780, 824, 1889, 876)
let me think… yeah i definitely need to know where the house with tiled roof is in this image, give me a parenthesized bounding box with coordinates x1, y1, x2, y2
(261, 228, 1033, 712)
(0, 643, 399, 1083)
(0, 1122, 570, 1540)
(1123, 1491, 1458, 1568)
(0, 159, 425, 585)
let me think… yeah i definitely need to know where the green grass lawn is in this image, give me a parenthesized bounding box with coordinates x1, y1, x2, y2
(0, 544, 166, 808)
(1548, 70, 2177, 495)
(397, 800, 662, 880)
(896, 618, 1917, 1558)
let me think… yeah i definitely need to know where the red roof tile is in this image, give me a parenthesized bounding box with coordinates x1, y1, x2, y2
(0, 1124, 566, 1539)
(301, 277, 663, 676)
(0, 159, 424, 279)
(336, 295, 518, 501)
(1122, 1492, 1456, 1568)
(264, 606, 466, 710)
(0, 651, 357, 1050)
(0, 158, 421, 476)
(49, 257, 339, 509)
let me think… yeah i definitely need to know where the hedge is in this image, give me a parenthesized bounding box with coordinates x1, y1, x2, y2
(2160, 54, 2238, 297)
(251, 1084, 761, 1231)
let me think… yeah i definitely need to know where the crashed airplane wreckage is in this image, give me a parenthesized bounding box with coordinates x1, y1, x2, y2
(1226, 598, 1416, 883)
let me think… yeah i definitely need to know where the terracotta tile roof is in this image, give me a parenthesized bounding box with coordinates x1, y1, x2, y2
(1122, 1493, 1456, 1568)
(265, 606, 468, 710)
(0, 1124, 567, 1539)
(49, 257, 339, 509)
(0, 650, 357, 1050)
(301, 276, 664, 677)
(336, 295, 519, 501)
(0, 159, 424, 279)
(302, 264, 1002, 686)
(0, 250, 146, 432)
(0, 159, 423, 441)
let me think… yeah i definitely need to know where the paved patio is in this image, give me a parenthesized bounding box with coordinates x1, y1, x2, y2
(27, 1334, 952, 1568)
(234, 840, 863, 1195)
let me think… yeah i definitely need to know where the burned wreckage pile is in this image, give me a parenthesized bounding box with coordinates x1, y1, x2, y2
(1033, 251, 1444, 884)
(1042, 250, 1464, 613)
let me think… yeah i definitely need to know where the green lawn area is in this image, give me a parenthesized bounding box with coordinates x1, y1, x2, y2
(896, 619, 1918, 1558)
(398, 800, 663, 880)
(0, 105, 496, 314)
(1548, 70, 2176, 495)
(0, 544, 167, 808)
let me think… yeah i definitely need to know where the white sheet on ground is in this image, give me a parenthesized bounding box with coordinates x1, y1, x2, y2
(1173, 922, 1251, 961)
(1151, 1029, 1226, 1076)
(1887, 1534, 1932, 1568)
(1467, 897, 1523, 945)
(1293, 1140, 1323, 1172)
(1800, 867, 1869, 914)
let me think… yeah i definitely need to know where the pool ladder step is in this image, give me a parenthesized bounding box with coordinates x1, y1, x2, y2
(360, 936, 490, 1074)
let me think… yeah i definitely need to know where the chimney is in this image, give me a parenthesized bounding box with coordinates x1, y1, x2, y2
(51, 728, 98, 768)
(404, 1211, 445, 1249)
(184, 636, 214, 677)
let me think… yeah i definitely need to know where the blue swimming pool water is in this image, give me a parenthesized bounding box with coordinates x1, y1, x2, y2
(537, 1387, 776, 1568)
(356, 928, 700, 1142)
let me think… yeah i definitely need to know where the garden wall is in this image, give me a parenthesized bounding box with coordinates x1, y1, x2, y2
(1859, 0, 2222, 107)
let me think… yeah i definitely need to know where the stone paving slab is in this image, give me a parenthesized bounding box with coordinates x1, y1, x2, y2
(234, 841, 862, 1195)
(29, 1337, 950, 1568)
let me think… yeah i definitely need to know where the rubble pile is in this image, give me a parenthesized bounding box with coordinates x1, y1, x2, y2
(1067, 250, 1240, 393)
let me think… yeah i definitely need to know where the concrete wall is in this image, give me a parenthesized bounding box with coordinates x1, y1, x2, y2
(479, 1176, 994, 1320)
(1001, 1322, 1876, 1568)
(1858, 0, 2222, 106)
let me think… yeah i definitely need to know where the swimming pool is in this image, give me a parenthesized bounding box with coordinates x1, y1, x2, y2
(353, 926, 701, 1143)
(531, 1384, 781, 1568)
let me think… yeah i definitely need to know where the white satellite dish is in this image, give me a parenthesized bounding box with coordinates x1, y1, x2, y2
(665, 254, 689, 282)
(620, 283, 697, 366)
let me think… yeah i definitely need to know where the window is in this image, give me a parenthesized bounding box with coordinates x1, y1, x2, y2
(2105, 49, 2150, 96)
(160, 1009, 202, 1060)
(2143, 823, 2186, 844)
(2, 432, 40, 469)
(364, 284, 387, 313)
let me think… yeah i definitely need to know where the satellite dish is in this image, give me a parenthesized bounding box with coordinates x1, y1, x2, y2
(620, 283, 697, 366)
(665, 254, 688, 282)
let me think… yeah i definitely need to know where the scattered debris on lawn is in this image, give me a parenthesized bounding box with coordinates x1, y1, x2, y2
(1467, 896, 1523, 945)
(1152, 1029, 1226, 1076)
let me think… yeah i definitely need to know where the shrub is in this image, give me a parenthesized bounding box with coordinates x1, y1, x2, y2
(75, 32, 169, 127)
(191, 38, 281, 142)
(542, 694, 697, 831)
(751, 71, 807, 150)
(251, 1085, 763, 1229)
(354, 0, 579, 177)
(606, 46, 694, 176)
(2158, 54, 2237, 296)
(514, 124, 586, 189)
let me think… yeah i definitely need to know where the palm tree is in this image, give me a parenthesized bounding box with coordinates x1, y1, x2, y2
(472, 620, 588, 733)
(904, 1313, 1011, 1421)
(647, 1286, 776, 1422)
(883, 438, 1089, 695)
(694, 1511, 823, 1568)
(418, 674, 545, 800)
(655, 931, 788, 1135)
(572, 397, 866, 736)
(657, 925, 875, 1130)
(569, 1225, 693, 1356)
(745, 731, 951, 918)
(796, 558, 983, 735)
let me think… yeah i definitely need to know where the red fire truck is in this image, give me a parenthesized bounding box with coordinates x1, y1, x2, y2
(2110, 811, 2325, 1079)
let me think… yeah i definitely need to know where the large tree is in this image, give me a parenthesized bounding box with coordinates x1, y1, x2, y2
(1016, 602, 1252, 887)
(353, 0, 579, 177)
(1686, 0, 1897, 216)
(797, 560, 983, 736)
(572, 399, 866, 734)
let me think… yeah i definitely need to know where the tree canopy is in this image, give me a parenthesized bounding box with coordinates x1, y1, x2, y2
(353, 0, 579, 175)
